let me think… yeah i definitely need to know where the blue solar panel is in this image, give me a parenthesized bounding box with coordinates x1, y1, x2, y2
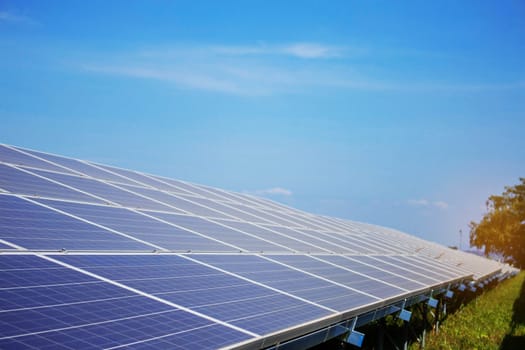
(37, 199, 233, 252)
(372, 255, 446, 282)
(260, 225, 352, 253)
(262, 255, 406, 299)
(0, 255, 251, 349)
(178, 195, 275, 223)
(147, 212, 288, 252)
(350, 255, 438, 285)
(0, 164, 103, 203)
(0, 144, 507, 349)
(0, 242, 13, 249)
(402, 255, 467, 279)
(18, 147, 141, 186)
(0, 194, 150, 250)
(28, 169, 176, 212)
(56, 255, 332, 335)
(214, 219, 324, 253)
(0, 145, 75, 174)
(123, 185, 235, 219)
(228, 203, 301, 226)
(192, 254, 378, 312)
(297, 229, 360, 253)
(89, 163, 196, 195)
(320, 255, 426, 291)
(152, 177, 233, 201)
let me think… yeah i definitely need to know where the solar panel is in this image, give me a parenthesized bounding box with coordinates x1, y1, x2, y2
(56, 255, 331, 335)
(35, 199, 232, 252)
(0, 164, 103, 204)
(0, 145, 76, 174)
(14, 146, 141, 186)
(0, 255, 251, 349)
(0, 195, 149, 250)
(0, 144, 514, 349)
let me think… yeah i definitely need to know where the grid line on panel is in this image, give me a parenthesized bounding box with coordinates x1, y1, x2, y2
(214, 219, 329, 253)
(39, 255, 260, 338)
(43, 170, 187, 210)
(131, 210, 245, 252)
(340, 255, 429, 288)
(402, 255, 469, 279)
(308, 255, 411, 293)
(0, 145, 76, 175)
(263, 225, 354, 254)
(147, 212, 291, 253)
(123, 186, 239, 220)
(267, 255, 407, 300)
(172, 180, 239, 203)
(378, 255, 450, 281)
(80, 161, 167, 189)
(259, 255, 381, 301)
(36, 198, 238, 253)
(179, 254, 337, 314)
(21, 196, 164, 251)
(204, 218, 306, 253)
(365, 256, 442, 284)
(0, 164, 105, 205)
(14, 146, 143, 188)
(103, 323, 220, 350)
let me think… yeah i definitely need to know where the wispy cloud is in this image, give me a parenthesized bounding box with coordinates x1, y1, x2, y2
(250, 187, 293, 196)
(197, 42, 347, 59)
(80, 42, 387, 96)
(0, 11, 35, 24)
(282, 43, 344, 58)
(408, 199, 449, 210)
(77, 43, 525, 96)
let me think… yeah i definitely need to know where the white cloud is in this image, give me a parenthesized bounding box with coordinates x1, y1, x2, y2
(78, 43, 525, 96)
(209, 42, 346, 59)
(252, 187, 293, 196)
(281, 43, 344, 59)
(433, 201, 449, 209)
(408, 199, 429, 207)
(0, 11, 35, 24)
(408, 199, 448, 210)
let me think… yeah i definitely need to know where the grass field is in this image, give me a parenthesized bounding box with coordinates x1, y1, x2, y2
(410, 271, 525, 350)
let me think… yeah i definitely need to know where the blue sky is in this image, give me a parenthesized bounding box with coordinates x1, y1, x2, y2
(1, 1, 524, 248)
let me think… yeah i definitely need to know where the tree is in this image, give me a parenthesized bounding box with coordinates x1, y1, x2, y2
(469, 178, 525, 268)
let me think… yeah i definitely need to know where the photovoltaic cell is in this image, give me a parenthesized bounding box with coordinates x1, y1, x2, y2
(0, 164, 103, 204)
(192, 254, 378, 312)
(0, 242, 13, 249)
(228, 203, 301, 227)
(91, 163, 195, 194)
(318, 255, 425, 291)
(259, 225, 349, 253)
(146, 212, 288, 252)
(19, 148, 140, 186)
(373, 255, 447, 282)
(0, 144, 506, 349)
(179, 195, 277, 224)
(351, 255, 438, 286)
(0, 145, 75, 174)
(29, 169, 176, 212)
(214, 219, 324, 253)
(152, 177, 231, 201)
(117, 184, 231, 218)
(0, 194, 150, 251)
(57, 255, 331, 335)
(0, 255, 251, 350)
(268, 255, 406, 299)
(37, 199, 233, 252)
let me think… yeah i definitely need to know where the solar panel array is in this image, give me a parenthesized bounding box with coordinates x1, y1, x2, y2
(0, 144, 513, 349)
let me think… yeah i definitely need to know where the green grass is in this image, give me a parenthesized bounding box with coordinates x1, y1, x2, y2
(410, 271, 525, 350)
